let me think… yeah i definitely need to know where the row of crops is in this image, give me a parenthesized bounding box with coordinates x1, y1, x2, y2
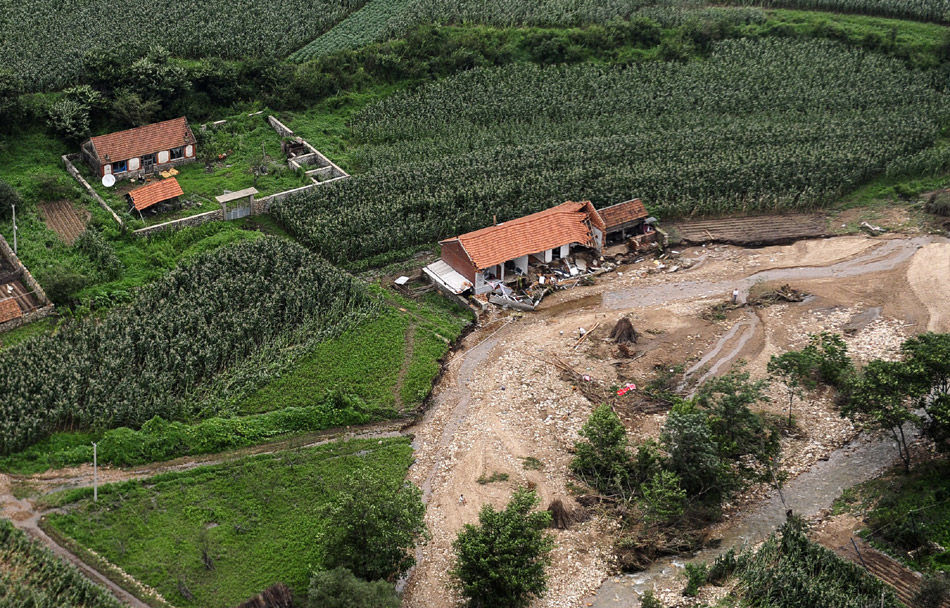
(0, 0, 367, 90)
(272, 38, 948, 267)
(376, 0, 949, 39)
(0, 519, 123, 608)
(289, 0, 412, 60)
(0, 237, 378, 455)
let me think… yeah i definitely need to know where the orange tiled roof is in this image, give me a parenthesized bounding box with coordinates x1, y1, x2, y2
(89, 117, 195, 164)
(0, 297, 22, 324)
(598, 199, 648, 230)
(128, 178, 184, 211)
(444, 201, 604, 270)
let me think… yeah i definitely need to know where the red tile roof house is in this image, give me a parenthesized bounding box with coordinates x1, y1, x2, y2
(81, 117, 197, 181)
(598, 198, 657, 245)
(426, 201, 608, 296)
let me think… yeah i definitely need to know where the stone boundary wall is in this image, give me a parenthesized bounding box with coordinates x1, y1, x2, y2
(0, 233, 55, 334)
(132, 208, 225, 237)
(62, 154, 125, 227)
(124, 115, 351, 237)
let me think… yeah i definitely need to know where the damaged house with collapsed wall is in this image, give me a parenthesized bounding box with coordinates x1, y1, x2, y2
(81, 117, 197, 182)
(425, 199, 656, 305)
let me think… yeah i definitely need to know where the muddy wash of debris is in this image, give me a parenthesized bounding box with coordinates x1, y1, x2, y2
(403, 234, 950, 608)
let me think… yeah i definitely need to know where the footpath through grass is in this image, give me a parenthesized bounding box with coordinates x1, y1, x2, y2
(44, 437, 414, 608)
(238, 286, 472, 415)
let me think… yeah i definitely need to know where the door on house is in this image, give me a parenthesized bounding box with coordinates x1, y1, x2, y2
(142, 153, 156, 174)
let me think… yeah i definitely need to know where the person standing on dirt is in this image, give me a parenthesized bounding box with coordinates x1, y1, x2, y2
(732, 288, 739, 304)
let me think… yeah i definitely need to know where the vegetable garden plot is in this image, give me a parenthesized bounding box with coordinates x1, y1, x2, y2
(37, 200, 90, 244)
(0, 237, 378, 455)
(273, 38, 948, 269)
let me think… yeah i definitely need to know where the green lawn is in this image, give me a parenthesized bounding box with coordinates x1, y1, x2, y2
(44, 437, 414, 608)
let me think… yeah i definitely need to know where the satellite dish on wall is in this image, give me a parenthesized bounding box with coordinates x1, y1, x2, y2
(102, 174, 116, 188)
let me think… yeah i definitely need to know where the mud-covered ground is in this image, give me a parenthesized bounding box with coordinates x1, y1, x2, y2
(403, 234, 950, 608)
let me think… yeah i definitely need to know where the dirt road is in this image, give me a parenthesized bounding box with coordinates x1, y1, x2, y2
(402, 234, 950, 608)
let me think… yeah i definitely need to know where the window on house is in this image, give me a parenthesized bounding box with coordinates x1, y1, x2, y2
(170, 147, 183, 160)
(112, 160, 127, 173)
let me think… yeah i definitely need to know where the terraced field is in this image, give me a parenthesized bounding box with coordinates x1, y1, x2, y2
(669, 214, 829, 245)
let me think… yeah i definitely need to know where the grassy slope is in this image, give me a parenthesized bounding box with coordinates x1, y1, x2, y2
(238, 286, 472, 415)
(44, 438, 414, 608)
(835, 458, 950, 574)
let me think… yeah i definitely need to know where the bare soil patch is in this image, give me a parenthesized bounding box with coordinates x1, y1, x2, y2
(37, 200, 89, 244)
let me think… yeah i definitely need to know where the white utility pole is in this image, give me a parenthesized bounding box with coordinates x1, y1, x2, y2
(92, 442, 98, 502)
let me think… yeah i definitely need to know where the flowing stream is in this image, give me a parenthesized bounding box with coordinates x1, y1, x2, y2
(587, 423, 917, 606)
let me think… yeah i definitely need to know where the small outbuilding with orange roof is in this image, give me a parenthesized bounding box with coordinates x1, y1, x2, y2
(127, 178, 184, 215)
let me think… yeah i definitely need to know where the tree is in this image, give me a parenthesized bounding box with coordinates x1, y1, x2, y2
(661, 401, 723, 501)
(571, 404, 634, 499)
(319, 470, 426, 582)
(451, 488, 554, 608)
(47, 97, 91, 144)
(111, 89, 159, 127)
(0, 180, 22, 220)
(843, 360, 919, 472)
(0, 69, 23, 131)
(695, 370, 779, 484)
(307, 567, 400, 608)
(900, 333, 950, 451)
(768, 350, 818, 425)
(639, 469, 687, 524)
(805, 332, 854, 388)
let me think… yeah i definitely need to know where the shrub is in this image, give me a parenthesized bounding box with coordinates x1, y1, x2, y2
(571, 404, 635, 499)
(914, 573, 950, 608)
(926, 190, 950, 217)
(640, 590, 665, 608)
(76, 228, 123, 280)
(41, 265, 90, 305)
(682, 562, 708, 597)
(46, 97, 91, 143)
(451, 488, 554, 608)
(0, 179, 22, 220)
(307, 567, 400, 608)
(320, 470, 426, 582)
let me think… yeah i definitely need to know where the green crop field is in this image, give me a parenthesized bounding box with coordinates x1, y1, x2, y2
(0, 0, 369, 91)
(0, 237, 378, 455)
(44, 438, 415, 608)
(290, 0, 413, 60)
(0, 519, 124, 608)
(273, 37, 948, 269)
